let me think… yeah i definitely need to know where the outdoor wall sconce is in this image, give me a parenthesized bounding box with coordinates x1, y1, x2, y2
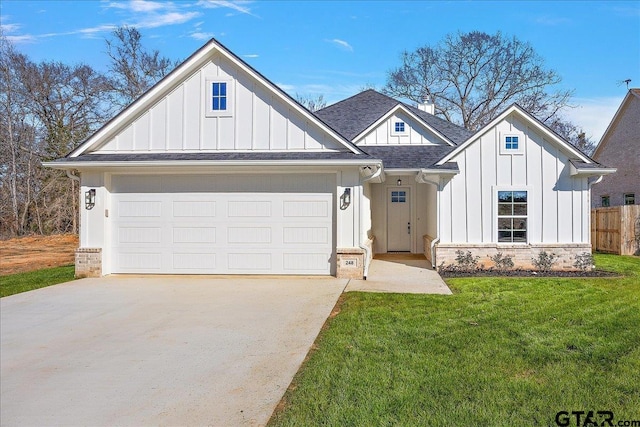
(340, 187, 351, 210)
(397, 179, 402, 186)
(85, 189, 96, 210)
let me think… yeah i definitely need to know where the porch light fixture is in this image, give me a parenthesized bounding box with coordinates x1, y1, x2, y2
(85, 189, 96, 210)
(340, 188, 351, 210)
(397, 179, 402, 186)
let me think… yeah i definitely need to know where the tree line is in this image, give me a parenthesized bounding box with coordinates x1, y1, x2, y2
(0, 27, 177, 238)
(1, 29, 594, 239)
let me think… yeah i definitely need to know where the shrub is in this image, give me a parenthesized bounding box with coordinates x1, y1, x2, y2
(489, 252, 514, 271)
(531, 251, 558, 272)
(573, 252, 594, 271)
(455, 250, 480, 271)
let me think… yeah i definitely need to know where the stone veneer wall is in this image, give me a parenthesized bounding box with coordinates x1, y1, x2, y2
(336, 247, 365, 279)
(435, 243, 592, 271)
(75, 248, 102, 278)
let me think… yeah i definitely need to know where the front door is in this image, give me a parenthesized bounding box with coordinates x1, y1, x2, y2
(387, 187, 411, 251)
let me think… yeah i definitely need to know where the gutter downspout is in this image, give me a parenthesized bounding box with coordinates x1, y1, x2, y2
(66, 169, 80, 182)
(587, 175, 605, 246)
(359, 164, 384, 279)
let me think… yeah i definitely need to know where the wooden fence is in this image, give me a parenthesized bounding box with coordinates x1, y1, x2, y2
(591, 205, 640, 255)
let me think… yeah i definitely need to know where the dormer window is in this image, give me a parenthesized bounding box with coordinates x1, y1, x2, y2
(500, 132, 524, 155)
(505, 135, 519, 150)
(205, 78, 233, 117)
(391, 120, 407, 136)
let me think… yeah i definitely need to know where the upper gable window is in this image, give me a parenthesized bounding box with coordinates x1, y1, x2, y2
(205, 78, 233, 117)
(391, 120, 407, 136)
(212, 82, 227, 110)
(500, 133, 524, 155)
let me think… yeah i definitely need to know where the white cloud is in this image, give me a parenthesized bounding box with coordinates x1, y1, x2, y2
(562, 96, 624, 143)
(243, 54, 259, 58)
(276, 83, 296, 92)
(189, 31, 214, 41)
(327, 38, 353, 52)
(1, 22, 22, 33)
(129, 0, 166, 13)
(135, 11, 201, 29)
(77, 24, 118, 37)
(534, 15, 572, 26)
(5, 34, 38, 44)
(197, 0, 255, 16)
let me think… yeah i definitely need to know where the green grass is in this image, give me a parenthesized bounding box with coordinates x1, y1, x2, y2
(0, 265, 75, 297)
(269, 254, 640, 426)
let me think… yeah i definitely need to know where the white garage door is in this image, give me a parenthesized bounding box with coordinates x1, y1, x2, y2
(110, 174, 334, 275)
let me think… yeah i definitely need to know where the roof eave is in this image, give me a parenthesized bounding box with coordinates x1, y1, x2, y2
(42, 158, 382, 170)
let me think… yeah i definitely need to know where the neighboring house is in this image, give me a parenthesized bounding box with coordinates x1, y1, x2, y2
(45, 39, 615, 278)
(591, 89, 640, 208)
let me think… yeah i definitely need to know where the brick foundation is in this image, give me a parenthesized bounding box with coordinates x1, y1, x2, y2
(336, 248, 365, 279)
(75, 248, 102, 278)
(435, 243, 592, 271)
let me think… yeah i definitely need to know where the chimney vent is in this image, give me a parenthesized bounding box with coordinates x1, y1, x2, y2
(417, 93, 435, 114)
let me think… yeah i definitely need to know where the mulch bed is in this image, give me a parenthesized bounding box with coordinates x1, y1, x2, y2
(439, 269, 620, 278)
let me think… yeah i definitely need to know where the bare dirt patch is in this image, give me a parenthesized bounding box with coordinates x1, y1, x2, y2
(0, 234, 78, 275)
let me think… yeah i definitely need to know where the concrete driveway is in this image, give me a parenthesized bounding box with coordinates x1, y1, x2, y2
(1, 276, 346, 426)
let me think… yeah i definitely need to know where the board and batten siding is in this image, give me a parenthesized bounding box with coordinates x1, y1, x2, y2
(357, 112, 447, 146)
(439, 113, 590, 245)
(95, 54, 343, 153)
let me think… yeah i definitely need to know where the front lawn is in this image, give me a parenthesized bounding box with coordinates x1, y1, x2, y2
(0, 265, 75, 297)
(269, 254, 640, 426)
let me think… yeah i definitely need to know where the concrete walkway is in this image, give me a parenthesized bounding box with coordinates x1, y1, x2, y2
(345, 254, 452, 295)
(1, 276, 346, 427)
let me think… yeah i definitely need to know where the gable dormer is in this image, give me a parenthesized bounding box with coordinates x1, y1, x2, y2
(355, 106, 452, 146)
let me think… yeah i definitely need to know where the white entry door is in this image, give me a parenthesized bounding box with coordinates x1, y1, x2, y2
(387, 187, 411, 251)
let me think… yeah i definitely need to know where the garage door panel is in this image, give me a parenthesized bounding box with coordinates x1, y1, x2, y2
(227, 227, 272, 244)
(173, 200, 216, 217)
(172, 227, 217, 244)
(283, 227, 329, 244)
(228, 253, 272, 270)
(110, 174, 334, 275)
(227, 200, 272, 217)
(283, 200, 329, 217)
(117, 252, 163, 271)
(118, 200, 162, 217)
(283, 253, 330, 271)
(173, 253, 216, 270)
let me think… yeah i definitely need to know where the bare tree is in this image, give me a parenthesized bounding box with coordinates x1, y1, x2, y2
(546, 116, 596, 155)
(384, 31, 573, 133)
(105, 26, 179, 109)
(295, 93, 327, 112)
(0, 36, 109, 237)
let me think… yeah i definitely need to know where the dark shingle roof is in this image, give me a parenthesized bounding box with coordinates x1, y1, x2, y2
(362, 145, 456, 169)
(52, 151, 375, 163)
(315, 90, 473, 145)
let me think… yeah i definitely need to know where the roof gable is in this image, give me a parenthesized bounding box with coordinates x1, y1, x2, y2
(592, 89, 640, 159)
(355, 104, 455, 146)
(315, 90, 472, 145)
(437, 104, 595, 165)
(70, 39, 362, 157)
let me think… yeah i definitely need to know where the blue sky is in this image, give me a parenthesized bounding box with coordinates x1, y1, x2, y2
(2, 0, 639, 141)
